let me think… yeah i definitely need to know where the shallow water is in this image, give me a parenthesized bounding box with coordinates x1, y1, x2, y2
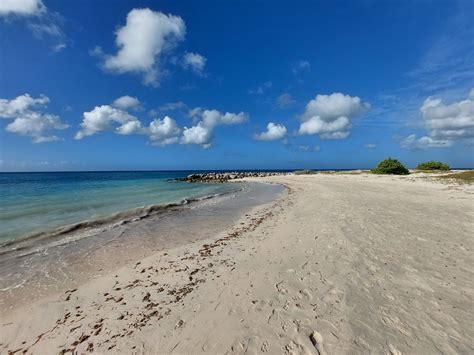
(0, 171, 240, 244)
(0, 180, 284, 310)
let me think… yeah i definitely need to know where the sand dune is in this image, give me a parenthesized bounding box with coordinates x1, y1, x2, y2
(1, 173, 473, 354)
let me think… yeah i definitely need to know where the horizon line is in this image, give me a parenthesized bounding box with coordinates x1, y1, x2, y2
(0, 167, 472, 174)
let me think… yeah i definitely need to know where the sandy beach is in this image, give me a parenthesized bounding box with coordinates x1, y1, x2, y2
(1, 172, 473, 354)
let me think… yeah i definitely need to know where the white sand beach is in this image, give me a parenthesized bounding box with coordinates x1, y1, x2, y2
(1, 172, 473, 354)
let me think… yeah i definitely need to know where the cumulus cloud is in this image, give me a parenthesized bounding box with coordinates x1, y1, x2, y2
(112, 95, 141, 110)
(420, 89, 474, 140)
(254, 122, 287, 141)
(0, 0, 45, 16)
(199, 109, 247, 127)
(0, 93, 68, 143)
(182, 52, 206, 75)
(75, 104, 142, 139)
(77, 99, 248, 148)
(0, 94, 48, 117)
(181, 124, 212, 145)
(147, 116, 181, 145)
(116, 120, 142, 135)
(181, 108, 248, 146)
(100, 8, 185, 86)
(401, 88, 474, 149)
(298, 92, 370, 139)
(76, 96, 182, 146)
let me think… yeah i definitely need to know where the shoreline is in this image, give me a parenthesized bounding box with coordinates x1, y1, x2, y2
(1, 172, 473, 353)
(0, 181, 284, 311)
(0, 183, 245, 253)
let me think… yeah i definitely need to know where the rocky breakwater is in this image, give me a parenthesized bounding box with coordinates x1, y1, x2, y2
(176, 171, 288, 183)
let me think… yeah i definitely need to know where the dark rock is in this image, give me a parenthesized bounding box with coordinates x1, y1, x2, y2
(175, 171, 288, 183)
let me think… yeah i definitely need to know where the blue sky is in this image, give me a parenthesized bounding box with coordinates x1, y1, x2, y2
(1, 0, 473, 171)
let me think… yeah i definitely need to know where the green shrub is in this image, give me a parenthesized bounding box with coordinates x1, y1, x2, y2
(416, 161, 450, 171)
(371, 158, 409, 175)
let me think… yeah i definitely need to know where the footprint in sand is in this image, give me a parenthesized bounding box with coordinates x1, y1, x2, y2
(310, 331, 327, 355)
(245, 335, 260, 354)
(284, 339, 311, 355)
(387, 343, 403, 355)
(227, 335, 260, 355)
(321, 287, 344, 307)
(276, 281, 289, 294)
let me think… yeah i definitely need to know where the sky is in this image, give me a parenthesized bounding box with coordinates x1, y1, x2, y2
(0, 0, 473, 171)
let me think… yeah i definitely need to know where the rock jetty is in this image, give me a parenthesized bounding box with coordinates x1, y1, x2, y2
(176, 171, 288, 183)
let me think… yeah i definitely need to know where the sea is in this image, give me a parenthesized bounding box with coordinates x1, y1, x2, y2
(0, 171, 284, 308)
(0, 171, 244, 244)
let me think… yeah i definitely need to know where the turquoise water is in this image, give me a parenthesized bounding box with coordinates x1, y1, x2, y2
(0, 171, 240, 243)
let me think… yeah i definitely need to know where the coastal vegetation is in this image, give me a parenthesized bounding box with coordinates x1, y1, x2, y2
(371, 158, 409, 175)
(416, 161, 450, 171)
(437, 170, 474, 184)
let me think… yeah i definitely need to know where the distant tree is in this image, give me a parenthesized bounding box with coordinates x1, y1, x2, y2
(371, 158, 409, 175)
(416, 161, 450, 171)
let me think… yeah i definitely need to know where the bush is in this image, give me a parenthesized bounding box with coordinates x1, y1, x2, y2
(416, 161, 450, 171)
(371, 158, 409, 175)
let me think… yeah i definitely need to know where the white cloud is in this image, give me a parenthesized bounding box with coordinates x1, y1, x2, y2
(28, 21, 61, 37)
(181, 123, 212, 145)
(298, 92, 370, 139)
(299, 145, 320, 152)
(0, 93, 49, 117)
(0, 0, 66, 52)
(112, 95, 141, 110)
(200, 109, 247, 127)
(249, 81, 272, 95)
(0, 0, 45, 16)
(181, 108, 248, 146)
(275, 93, 295, 109)
(292, 60, 310, 75)
(364, 143, 376, 149)
(254, 122, 287, 141)
(76, 97, 181, 146)
(401, 88, 474, 149)
(75, 104, 142, 139)
(51, 42, 66, 53)
(116, 120, 142, 135)
(420, 89, 474, 140)
(77, 99, 248, 149)
(159, 101, 187, 112)
(101, 8, 185, 86)
(0, 93, 68, 143)
(400, 134, 452, 149)
(147, 116, 181, 145)
(182, 52, 206, 75)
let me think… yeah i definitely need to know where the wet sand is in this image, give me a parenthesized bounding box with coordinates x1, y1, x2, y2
(1, 172, 473, 354)
(0, 182, 282, 310)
